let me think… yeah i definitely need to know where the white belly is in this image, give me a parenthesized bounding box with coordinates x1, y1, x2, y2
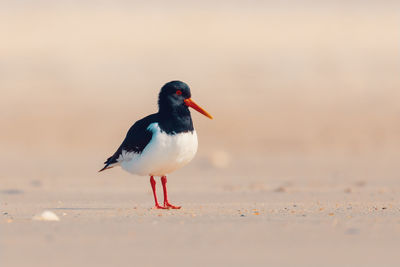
(118, 123, 198, 176)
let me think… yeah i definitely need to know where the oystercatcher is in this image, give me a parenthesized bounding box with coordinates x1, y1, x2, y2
(99, 81, 212, 209)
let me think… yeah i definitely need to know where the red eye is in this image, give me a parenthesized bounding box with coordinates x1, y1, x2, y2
(176, 90, 182, 95)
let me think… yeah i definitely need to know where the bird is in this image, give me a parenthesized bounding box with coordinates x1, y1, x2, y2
(99, 81, 213, 209)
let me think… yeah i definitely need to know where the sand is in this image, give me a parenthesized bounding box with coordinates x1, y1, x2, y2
(1, 154, 400, 267)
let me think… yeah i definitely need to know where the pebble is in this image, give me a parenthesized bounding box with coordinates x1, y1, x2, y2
(274, 186, 287, 193)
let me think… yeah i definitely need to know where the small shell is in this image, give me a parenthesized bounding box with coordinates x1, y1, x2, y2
(33, 210, 60, 221)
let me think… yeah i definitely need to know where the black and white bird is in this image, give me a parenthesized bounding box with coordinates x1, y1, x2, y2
(99, 81, 213, 209)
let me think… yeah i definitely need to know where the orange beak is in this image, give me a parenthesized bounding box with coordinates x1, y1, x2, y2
(184, 98, 213, 119)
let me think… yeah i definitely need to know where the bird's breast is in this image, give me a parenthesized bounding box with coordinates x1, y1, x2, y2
(120, 123, 198, 176)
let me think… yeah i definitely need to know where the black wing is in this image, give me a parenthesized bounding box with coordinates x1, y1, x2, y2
(99, 114, 158, 172)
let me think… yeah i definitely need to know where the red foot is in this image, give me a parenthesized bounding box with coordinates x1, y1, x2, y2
(161, 176, 181, 209)
(150, 176, 181, 210)
(164, 202, 181, 209)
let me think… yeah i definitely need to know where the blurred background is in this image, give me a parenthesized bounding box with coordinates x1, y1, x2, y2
(2, 1, 400, 267)
(1, 0, 399, 190)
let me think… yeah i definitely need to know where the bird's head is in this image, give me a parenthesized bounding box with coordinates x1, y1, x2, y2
(158, 81, 213, 119)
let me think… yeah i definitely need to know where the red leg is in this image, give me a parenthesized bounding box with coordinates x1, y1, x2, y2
(150, 176, 167, 209)
(161, 176, 181, 209)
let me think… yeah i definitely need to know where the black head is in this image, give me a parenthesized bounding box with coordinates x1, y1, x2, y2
(158, 80, 213, 124)
(158, 81, 191, 113)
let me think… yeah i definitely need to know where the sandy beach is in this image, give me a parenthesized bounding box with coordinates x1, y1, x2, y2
(2, 153, 400, 267)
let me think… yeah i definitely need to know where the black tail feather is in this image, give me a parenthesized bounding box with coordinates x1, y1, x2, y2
(99, 156, 117, 172)
(98, 164, 114, 172)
